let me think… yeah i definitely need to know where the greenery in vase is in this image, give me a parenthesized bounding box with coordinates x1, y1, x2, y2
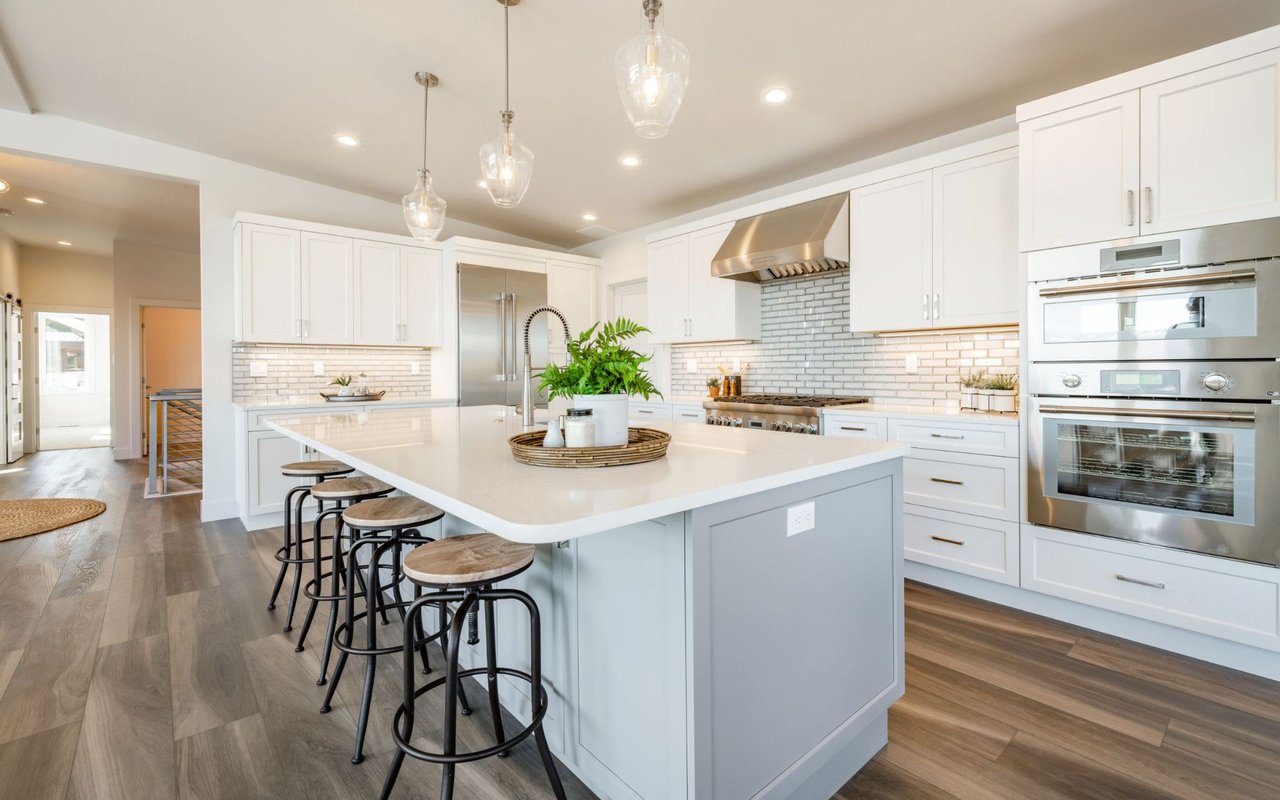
(959, 370, 986, 389)
(329, 374, 353, 387)
(980, 372, 1019, 391)
(706, 377, 721, 388)
(538, 318, 662, 401)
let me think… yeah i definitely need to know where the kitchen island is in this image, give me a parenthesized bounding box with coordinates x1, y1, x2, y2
(267, 405, 908, 800)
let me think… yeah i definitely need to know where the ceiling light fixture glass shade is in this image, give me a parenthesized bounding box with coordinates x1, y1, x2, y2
(480, 0, 533, 208)
(403, 72, 446, 240)
(615, 0, 689, 139)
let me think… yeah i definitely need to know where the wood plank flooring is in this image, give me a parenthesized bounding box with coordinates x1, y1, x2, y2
(1, 448, 1277, 799)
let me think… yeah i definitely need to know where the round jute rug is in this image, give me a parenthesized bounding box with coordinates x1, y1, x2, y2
(0, 499, 107, 541)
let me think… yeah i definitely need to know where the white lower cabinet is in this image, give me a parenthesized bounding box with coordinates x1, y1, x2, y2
(670, 403, 705, 424)
(629, 401, 672, 422)
(1021, 524, 1280, 652)
(245, 431, 307, 517)
(905, 506, 1019, 586)
(823, 414, 888, 440)
(903, 449, 1018, 522)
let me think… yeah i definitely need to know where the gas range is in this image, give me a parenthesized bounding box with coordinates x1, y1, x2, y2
(703, 394, 871, 434)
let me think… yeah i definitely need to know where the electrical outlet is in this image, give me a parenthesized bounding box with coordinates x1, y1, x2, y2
(313, 361, 325, 376)
(411, 362, 421, 375)
(905, 354, 919, 374)
(685, 358, 697, 374)
(249, 361, 268, 378)
(786, 501, 816, 537)
(731, 358, 741, 373)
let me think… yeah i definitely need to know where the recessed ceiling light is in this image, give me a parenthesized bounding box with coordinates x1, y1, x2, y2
(581, 213, 598, 222)
(333, 133, 361, 147)
(0, 179, 9, 193)
(761, 87, 792, 105)
(25, 196, 45, 205)
(619, 154, 642, 168)
(57, 240, 72, 247)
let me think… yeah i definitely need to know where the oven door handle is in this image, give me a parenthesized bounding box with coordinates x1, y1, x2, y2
(1037, 268, 1255, 298)
(1037, 404, 1255, 423)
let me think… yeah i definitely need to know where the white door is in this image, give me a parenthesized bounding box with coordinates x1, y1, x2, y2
(353, 240, 400, 346)
(398, 246, 443, 347)
(850, 173, 932, 332)
(932, 149, 1020, 328)
(299, 232, 353, 344)
(547, 259, 598, 352)
(1019, 91, 1140, 250)
(5, 302, 22, 461)
(239, 224, 301, 342)
(1140, 49, 1280, 234)
(687, 223, 749, 342)
(646, 235, 691, 343)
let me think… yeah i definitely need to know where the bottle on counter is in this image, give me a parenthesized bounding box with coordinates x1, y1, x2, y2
(564, 408, 596, 448)
(543, 415, 565, 448)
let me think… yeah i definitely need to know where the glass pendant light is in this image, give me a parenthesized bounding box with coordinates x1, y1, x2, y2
(403, 71, 446, 240)
(479, 0, 533, 208)
(615, 0, 689, 139)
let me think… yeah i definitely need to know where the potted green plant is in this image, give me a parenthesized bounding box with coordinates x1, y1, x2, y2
(959, 370, 985, 410)
(538, 318, 661, 446)
(329, 374, 355, 397)
(706, 376, 722, 398)
(981, 372, 1018, 413)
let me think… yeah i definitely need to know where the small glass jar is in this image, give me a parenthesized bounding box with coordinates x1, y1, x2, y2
(564, 408, 596, 448)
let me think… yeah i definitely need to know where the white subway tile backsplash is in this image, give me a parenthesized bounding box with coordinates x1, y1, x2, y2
(232, 344, 434, 404)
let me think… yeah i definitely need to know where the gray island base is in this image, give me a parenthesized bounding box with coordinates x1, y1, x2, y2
(268, 405, 907, 800)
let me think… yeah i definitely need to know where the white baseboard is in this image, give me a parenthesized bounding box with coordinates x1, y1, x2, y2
(112, 446, 138, 461)
(200, 496, 239, 522)
(905, 561, 1280, 682)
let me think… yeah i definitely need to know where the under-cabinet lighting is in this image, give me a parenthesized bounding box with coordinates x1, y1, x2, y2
(873, 324, 1019, 338)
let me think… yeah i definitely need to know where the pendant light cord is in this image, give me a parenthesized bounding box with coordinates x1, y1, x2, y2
(503, 0, 511, 118)
(421, 82, 430, 172)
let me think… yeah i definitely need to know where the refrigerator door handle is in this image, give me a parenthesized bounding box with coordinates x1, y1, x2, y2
(498, 293, 508, 382)
(508, 292, 519, 382)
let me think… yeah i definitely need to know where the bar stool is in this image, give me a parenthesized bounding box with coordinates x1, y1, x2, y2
(293, 476, 395, 682)
(322, 495, 458, 765)
(267, 459, 354, 632)
(378, 533, 566, 800)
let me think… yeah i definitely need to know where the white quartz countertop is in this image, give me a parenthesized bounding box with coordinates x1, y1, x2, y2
(267, 405, 908, 544)
(820, 403, 1018, 426)
(234, 397, 457, 413)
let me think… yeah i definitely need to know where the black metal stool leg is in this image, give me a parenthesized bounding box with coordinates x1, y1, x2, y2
(317, 516, 349, 685)
(483, 592, 508, 757)
(438, 601, 471, 716)
(296, 503, 343, 652)
(321, 535, 365, 714)
(516, 589, 567, 800)
(412, 583, 432, 675)
(283, 486, 311, 632)
(268, 484, 308, 610)
(352, 538, 397, 764)
(379, 599, 421, 800)
(440, 591, 478, 800)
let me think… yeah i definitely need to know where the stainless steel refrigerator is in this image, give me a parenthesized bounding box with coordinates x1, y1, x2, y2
(458, 265, 550, 408)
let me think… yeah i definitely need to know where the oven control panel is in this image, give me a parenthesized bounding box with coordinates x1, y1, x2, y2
(1030, 361, 1277, 401)
(705, 413, 821, 434)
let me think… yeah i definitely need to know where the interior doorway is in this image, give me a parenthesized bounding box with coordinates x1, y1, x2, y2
(36, 310, 112, 450)
(140, 305, 201, 456)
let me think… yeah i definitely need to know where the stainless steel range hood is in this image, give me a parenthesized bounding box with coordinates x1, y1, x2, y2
(711, 194, 850, 282)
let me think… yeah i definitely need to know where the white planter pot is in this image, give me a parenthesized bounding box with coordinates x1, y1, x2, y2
(960, 387, 978, 410)
(989, 390, 1016, 413)
(338, 386, 354, 397)
(573, 394, 629, 446)
(974, 390, 992, 411)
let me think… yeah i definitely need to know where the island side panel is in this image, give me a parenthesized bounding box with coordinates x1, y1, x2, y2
(688, 460, 904, 800)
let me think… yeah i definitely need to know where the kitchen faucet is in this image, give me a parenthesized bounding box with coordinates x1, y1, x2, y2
(522, 305, 571, 427)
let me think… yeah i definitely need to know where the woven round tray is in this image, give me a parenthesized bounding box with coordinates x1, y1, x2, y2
(508, 427, 671, 468)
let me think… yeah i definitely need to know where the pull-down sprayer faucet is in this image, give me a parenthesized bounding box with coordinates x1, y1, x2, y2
(522, 305, 571, 427)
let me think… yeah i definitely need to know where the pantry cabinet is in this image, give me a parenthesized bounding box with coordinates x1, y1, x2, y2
(1019, 47, 1280, 249)
(645, 223, 760, 344)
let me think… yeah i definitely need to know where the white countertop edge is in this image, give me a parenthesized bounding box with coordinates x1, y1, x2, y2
(266, 419, 909, 544)
(819, 404, 1018, 426)
(235, 398, 458, 413)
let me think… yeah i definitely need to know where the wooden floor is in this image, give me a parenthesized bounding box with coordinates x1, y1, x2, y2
(0, 449, 1277, 799)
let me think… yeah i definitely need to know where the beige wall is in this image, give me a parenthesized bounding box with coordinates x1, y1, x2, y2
(17, 245, 114, 307)
(142, 306, 201, 389)
(0, 229, 17, 297)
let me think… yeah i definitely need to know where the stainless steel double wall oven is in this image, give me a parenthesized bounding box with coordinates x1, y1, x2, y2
(1026, 219, 1280, 566)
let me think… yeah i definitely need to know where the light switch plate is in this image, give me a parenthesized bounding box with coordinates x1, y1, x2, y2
(786, 501, 816, 537)
(732, 358, 742, 373)
(905, 354, 919, 374)
(313, 361, 325, 376)
(411, 362, 421, 375)
(685, 358, 697, 374)
(249, 361, 268, 378)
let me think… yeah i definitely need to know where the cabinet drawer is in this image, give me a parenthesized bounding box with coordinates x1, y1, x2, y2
(904, 451, 1017, 521)
(888, 418, 1017, 457)
(1022, 525, 1280, 651)
(671, 403, 706, 424)
(823, 415, 888, 440)
(904, 507, 1018, 585)
(630, 402, 672, 421)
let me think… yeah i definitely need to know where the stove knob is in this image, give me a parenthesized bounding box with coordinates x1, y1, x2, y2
(770, 422, 783, 431)
(780, 422, 794, 432)
(705, 416, 716, 426)
(804, 423, 819, 434)
(1202, 372, 1229, 392)
(731, 418, 743, 427)
(1061, 373, 1082, 389)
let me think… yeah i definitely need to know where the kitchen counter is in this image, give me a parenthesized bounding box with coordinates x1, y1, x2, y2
(266, 404, 905, 800)
(821, 402, 1019, 426)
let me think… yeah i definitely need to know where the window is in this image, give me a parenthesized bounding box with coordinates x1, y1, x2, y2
(39, 313, 98, 394)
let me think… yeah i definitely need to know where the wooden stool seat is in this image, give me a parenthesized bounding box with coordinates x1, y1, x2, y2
(343, 496, 444, 530)
(281, 459, 354, 477)
(310, 476, 393, 501)
(402, 533, 534, 586)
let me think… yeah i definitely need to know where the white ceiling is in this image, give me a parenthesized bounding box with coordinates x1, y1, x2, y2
(0, 151, 199, 257)
(2, 1, 1279, 248)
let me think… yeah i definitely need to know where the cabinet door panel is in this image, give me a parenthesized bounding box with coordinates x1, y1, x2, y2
(933, 149, 1019, 328)
(689, 223, 757, 341)
(353, 240, 400, 346)
(398, 246, 443, 347)
(240, 224, 300, 342)
(646, 236, 691, 343)
(850, 173, 932, 331)
(1019, 92, 1139, 250)
(546, 260, 597, 351)
(300, 232, 353, 344)
(247, 432, 304, 517)
(1141, 49, 1280, 233)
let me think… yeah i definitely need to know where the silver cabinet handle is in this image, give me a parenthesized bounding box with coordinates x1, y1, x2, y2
(1143, 186, 1153, 224)
(921, 294, 929, 320)
(1116, 574, 1165, 590)
(508, 293, 518, 381)
(556, 540, 571, 549)
(498, 294, 508, 378)
(929, 433, 965, 440)
(679, 412, 699, 418)
(931, 535, 965, 546)
(933, 293, 940, 320)
(1126, 189, 1135, 226)
(636, 409, 654, 415)
(841, 426, 867, 432)
(930, 477, 964, 486)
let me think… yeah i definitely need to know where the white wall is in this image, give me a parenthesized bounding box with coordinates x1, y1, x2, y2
(0, 229, 17, 297)
(0, 108, 559, 521)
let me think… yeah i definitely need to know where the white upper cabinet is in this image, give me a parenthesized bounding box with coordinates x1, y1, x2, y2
(932, 149, 1020, 328)
(645, 224, 760, 344)
(299, 232, 353, 344)
(1140, 49, 1280, 234)
(1019, 92, 1140, 251)
(547, 259, 598, 350)
(238, 224, 301, 343)
(353, 240, 401, 346)
(850, 172, 933, 331)
(399, 246, 443, 347)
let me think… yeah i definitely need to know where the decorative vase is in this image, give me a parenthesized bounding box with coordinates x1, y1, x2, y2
(338, 386, 354, 397)
(542, 416, 565, 448)
(573, 393, 629, 446)
(975, 389, 992, 411)
(989, 389, 1017, 413)
(708, 385, 720, 398)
